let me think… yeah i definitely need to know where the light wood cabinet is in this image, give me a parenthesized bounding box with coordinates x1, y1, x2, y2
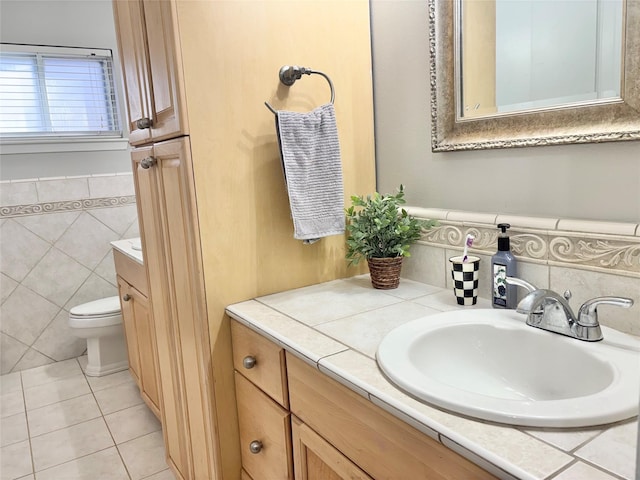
(231, 321, 293, 480)
(131, 138, 214, 480)
(291, 417, 372, 480)
(113, 0, 376, 478)
(231, 320, 497, 480)
(113, 0, 187, 147)
(113, 250, 160, 418)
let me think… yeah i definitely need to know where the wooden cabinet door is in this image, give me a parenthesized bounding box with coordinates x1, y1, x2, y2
(117, 277, 141, 384)
(113, 0, 186, 146)
(235, 372, 293, 480)
(132, 143, 189, 480)
(129, 284, 161, 417)
(291, 417, 371, 480)
(141, 0, 186, 143)
(132, 137, 213, 480)
(113, 0, 153, 146)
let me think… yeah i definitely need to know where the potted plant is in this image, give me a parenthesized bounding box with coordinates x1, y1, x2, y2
(345, 185, 436, 289)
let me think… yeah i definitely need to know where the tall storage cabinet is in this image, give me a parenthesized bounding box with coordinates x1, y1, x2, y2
(113, 1, 377, 479)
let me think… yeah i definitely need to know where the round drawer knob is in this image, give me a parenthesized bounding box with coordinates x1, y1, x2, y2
(249, 440, 263, 454)
(122, 294, 132, 302)
(136, 117, 152, 129)
(140, 156, 157, 169)
(242, 356, 256, 369)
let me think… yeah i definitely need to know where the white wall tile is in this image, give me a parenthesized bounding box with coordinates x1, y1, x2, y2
(63, 274, 118, 312)
(55, 213, 118, 270)
(88, 174, 134, 198)
(557, 219, 638, 236)
(0, 181, 37, 206)
(32, 310, 87, 362)
(22, 248, 91, 308)
(0, 220, 51, 283)
(550, 267, 640, 336)
(36, 178, 90, 203)
(89, 205, 138, 236)
(11, 348, 54, 373)
(0, 273, 18, 304)
(0, 286, 60, 345)
(402, 243, 447, 288)
(15, 211, 80, 244)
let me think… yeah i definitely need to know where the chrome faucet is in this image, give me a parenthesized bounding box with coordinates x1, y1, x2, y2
(505, 277, 634, 342)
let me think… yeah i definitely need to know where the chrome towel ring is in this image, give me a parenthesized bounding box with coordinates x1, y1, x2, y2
(265, 65, 335, 114)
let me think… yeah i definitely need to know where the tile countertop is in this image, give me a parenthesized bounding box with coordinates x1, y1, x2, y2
(225, 275, 638, 480)
(111, 238, 143, 265)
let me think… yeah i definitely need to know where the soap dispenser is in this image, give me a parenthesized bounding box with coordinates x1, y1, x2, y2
(491, 223, 517, 309)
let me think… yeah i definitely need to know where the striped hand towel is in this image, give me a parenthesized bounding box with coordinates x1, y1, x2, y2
(276, 103, 345, 243)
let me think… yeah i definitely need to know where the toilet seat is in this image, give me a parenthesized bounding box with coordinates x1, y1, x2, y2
(69, 296, 122, 329)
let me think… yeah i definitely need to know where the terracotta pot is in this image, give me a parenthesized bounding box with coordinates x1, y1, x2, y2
(367, 257, 403, 289)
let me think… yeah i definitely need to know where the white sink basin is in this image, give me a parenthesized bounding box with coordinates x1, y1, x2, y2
(376, 309, 640, 427)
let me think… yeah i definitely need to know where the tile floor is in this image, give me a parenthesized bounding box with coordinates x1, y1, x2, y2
(0, 357, 176, 480)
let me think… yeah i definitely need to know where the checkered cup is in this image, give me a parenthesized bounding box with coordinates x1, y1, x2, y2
(449, 255, 480, 306)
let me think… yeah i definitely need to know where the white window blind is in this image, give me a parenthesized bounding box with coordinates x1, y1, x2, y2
(0, 44, 121, 139)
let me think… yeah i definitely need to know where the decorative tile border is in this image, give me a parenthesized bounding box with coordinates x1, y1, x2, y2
(408, 210, 640, 279)
(0, 195, 136, 218)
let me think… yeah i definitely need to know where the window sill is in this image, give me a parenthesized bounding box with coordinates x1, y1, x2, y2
(0, 137, 130, 155)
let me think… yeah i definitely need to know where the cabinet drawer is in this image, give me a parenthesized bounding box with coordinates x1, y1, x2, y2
(113, 249, 148, 297)
(292, 416, 372, 480)
(235, 372, 293, 480)
(231, 321, 289, 407)
(287, 354, 497, 480)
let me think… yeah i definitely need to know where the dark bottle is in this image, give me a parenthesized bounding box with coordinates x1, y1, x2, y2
(491, 223, 517, 309)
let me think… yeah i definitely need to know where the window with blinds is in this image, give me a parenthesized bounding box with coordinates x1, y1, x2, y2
(0, 44, 122, 139)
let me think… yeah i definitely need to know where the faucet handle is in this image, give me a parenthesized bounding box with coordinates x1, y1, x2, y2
(578, 296, 634, 327)
(505, 277, 537, 293)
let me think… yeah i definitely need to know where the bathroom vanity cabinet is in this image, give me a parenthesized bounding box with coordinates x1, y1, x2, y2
(112, 0, 376, 478)
(113, 249, 160, 418)
(231, 320, 495, 480)
(113, 0, 186, 147)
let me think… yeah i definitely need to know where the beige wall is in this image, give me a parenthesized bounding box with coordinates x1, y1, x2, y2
(370, 0, 640, 223)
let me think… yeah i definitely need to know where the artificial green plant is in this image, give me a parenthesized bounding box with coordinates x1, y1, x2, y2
(345, 185, 437, 266)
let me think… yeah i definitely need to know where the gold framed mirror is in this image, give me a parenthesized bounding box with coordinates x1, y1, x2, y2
(429, 0, 640, 151)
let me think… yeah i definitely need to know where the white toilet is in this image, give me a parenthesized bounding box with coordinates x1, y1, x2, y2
(68, 296, 129, 377)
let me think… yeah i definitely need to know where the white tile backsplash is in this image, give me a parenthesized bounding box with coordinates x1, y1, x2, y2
(0, 175, 137, 374)
(0, 181, 38, 206)
(405, 208, 640, 337)
(36, 178, 90, 203)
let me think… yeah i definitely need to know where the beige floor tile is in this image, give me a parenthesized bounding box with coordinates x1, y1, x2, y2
(1, 390, 25, 418)
(86, 369, 135, 393)
(24, 374, 90, 411)
(30, 417, 114, 472)
(0, 412, 28, 447)
(118, 430, 167, 480)
(20, 358, 82, 389)
(0, 372, 22, 394)
(0, 440, 32, 480)
(141, 469, 177, 480)
(104, 403, 161, 444)
(35, 447, 129, 480)
(93, 380, 143, 415)
(27, 393, 101, 437)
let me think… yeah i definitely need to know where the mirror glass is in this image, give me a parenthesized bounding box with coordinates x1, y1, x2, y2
(459, 0, 623, 119)
(429, 0, 640, 151)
